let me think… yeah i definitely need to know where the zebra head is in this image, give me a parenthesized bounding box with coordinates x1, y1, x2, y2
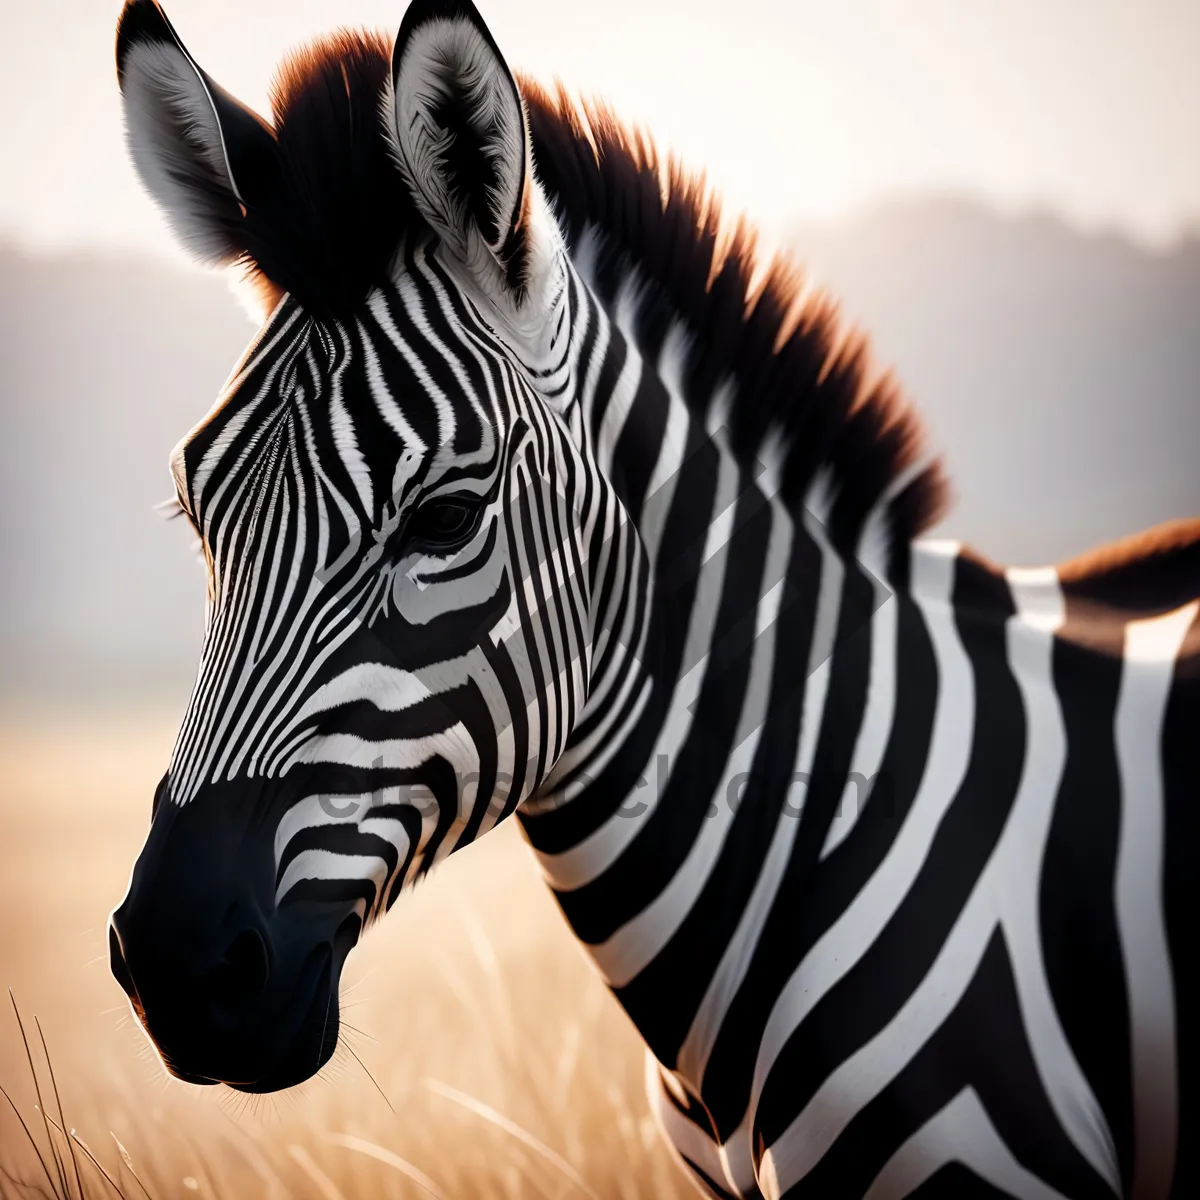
(109, 0, 611, 1091)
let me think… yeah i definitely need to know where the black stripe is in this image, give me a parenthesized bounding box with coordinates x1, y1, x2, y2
(277, 877, 376, 908)
(513, 469, 556, 781)
(520, 426, 722, 853)
(753, 551, 1023, 1146)
(904, 1164, 1013, 1199)
(771, 555, 876, 902)
(447, 679, 501, 847)
(364, 570, 512, 672)
(612, 367, 671, 516)
(304, 688, 474, 743)
(616, 518, 829, 1067)
(700, 586, 935, 1139)
(411, 756, 465, 875)
(275, 824, 398, 890)
(1041, 591, 1133, 1192)
(1163, 608, 1200, 1197)
(781, 931, 1113, 1199)
(557, 486, 772, 952)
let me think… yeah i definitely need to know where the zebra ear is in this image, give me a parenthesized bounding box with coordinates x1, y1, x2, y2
(389, 0, 551, 307)
(116, 0, 277, 266)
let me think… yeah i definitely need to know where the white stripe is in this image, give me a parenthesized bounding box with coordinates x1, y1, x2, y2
(643, 325, 693, 524)
(746, 541, 969, 1166)
(859, 1087, 1070, 1200)
(289, 663, 436, 725)
(537, 536, 649, 801)
(593, 277, 645, 477)
(1004, 566, 1118, 1189)
(330, 392, 373, 514)
(1116, 600, 1196, 1200)
(760, 553, 1124, 1194)
(675, 512, 842, 1085)
(358, 317, 428, 453)
(534, 452, 740, 891)
(368, 290, 456, 446)
(641, 389, 691, 558)
(821, 586, 898, 859)
(274, 793, 362, 867)
(761, 866, 997, 1192)
(589, 510, 789, 987)
(292, 727, 472, 773)
(189, 313, 305, 517)
(1006, 565, 1065, 633)
(644, 1054, 733, 1196)
(275, 849, 390, 905)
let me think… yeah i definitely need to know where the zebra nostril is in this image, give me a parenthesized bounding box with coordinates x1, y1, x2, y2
(209, 927, 270, 1010)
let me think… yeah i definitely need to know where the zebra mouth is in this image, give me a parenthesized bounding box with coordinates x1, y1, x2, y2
(228, 943, 336, 1093)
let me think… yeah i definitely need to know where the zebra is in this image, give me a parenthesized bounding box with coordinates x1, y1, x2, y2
(106, 0, 1200, 1195)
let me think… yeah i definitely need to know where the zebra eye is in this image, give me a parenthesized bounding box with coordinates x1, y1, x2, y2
(406, 497, 484, 551)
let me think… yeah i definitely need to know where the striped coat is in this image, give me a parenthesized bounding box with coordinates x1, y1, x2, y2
(108, 0, 1200, 1194)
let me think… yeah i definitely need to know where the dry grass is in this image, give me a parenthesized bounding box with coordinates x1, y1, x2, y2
(0, 705, 694, 1199)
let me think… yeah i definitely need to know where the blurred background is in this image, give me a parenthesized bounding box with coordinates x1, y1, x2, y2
(1, 1, 1198, 1196)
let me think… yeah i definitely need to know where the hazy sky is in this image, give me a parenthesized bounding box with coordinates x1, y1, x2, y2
(3, 0, 1199, 261)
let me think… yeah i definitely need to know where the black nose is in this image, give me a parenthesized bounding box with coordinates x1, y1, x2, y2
(208, 927, 270, 1010)
(110, 774, 356, 1090)
(109, 915, 271, 1015)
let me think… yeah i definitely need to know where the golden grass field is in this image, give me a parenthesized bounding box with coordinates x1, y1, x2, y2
(0, 703, 695, 1199)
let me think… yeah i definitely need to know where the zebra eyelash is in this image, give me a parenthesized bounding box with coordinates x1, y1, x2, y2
(384, 494, 491, 564)
(155, 495, 206, 561)
(153, 495, 187, 520)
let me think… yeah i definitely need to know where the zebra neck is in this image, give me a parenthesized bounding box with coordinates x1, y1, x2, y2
(522, 263, 881, 1043)
(533, 256, 790, 808)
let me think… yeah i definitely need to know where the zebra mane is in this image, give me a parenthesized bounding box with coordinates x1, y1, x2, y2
(520, 79, 950, 574)
(228, 30, 417, 316)
(246, 30, 949, 571)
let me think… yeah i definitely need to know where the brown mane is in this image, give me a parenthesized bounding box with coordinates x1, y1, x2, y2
(519, 79, 949, 578)
(243, 32, 951, 578)
(1057, 517, 1200, 617)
